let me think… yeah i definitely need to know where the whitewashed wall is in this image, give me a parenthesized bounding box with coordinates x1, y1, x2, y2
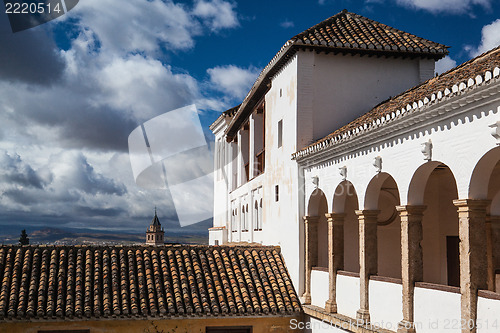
(311, 269, 329, 308)
(303, 98, 500, 215)
(414, 286, 461, 333)
(336, 274, 360, 319)
(369, 279, 403, 331)
(477, 294, 500, 333)
(311, 53, 432, 141)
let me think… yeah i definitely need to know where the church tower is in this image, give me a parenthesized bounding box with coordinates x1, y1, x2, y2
(146, 208, 164, 245)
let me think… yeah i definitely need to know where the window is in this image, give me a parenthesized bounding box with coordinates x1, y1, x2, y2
(241, 206, 245, 232)
(245, 204, 249, 231)
(254, 201, 258, 231)
(277, 120, 283, 148)
(275, 185, 279, 202)
(241, 204, 248, 232)
(231, 209, 237, 233)
(259, 199, 263, 230)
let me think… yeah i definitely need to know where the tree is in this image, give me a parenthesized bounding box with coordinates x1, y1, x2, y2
(19, 229, 29, 245)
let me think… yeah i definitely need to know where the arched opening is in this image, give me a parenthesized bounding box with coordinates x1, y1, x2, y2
(307, 189, 329, 268)
(470, 146, 500, 291)
(409, 162, 459, 286)
(365, 173, 401, 279)
(333, 181, 359, 273)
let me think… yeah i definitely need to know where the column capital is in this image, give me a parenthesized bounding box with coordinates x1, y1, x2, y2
(355, 210, 380, 217)
(303, 216, 319, 224)
(396, 205, 427, 215)
(325, 213, 346, 224)
(453, 199, 490, 210)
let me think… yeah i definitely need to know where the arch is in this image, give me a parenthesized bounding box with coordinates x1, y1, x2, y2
(306, 188, 329, 268)
(410, 162, 460, 286)
(365, 173, 402, 279)
(408, 161, 457, 205)
(307, 188, 327, 216)
(364, 172, 400, 211)
(469, 146, 500, 200)
(331, 180, 359, 273)
(332, 181, 358, 213)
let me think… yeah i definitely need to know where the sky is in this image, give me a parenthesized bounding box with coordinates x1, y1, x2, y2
(0, 0, 500, 236)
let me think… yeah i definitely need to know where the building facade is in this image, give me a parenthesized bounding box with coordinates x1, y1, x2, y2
(211, 10, 500, 333)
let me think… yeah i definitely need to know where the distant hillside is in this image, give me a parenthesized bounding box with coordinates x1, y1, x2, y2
(0, 227, 208, 245)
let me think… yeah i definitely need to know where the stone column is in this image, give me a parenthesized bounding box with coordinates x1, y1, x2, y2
(302, 216, 319, 304)
(397, 205, 426, 333)
(454, 199, 489, 333)
(487, 216, 500, 292)
(324, 213, 345, 313)
(356, 210, 379, 324)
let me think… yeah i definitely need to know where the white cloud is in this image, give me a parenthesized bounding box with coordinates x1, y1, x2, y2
(467, 19, 500, 57)
(280, 20, 295, 29)
(435, 56, 457, 75)
(192, 0, 239, 32)
(395, 0, 492, 14)
(207, 65, 261, 100)
(73, 0, 199, 55)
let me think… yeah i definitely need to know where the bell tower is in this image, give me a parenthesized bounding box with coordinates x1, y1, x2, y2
(146, 208, 164, 245)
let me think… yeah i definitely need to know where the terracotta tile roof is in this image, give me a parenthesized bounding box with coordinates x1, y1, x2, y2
(292, 10, 447, 56)
(293, 45, 500, 160)
(0, 245, 300, 321)
(224, 10, 447, 141)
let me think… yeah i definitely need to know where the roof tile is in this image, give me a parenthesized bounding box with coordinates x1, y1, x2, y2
(0, 245, 300, 321)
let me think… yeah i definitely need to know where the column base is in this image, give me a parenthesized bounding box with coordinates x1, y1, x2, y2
(301, 293, 311, 305)
(356, 309, 370, 325)
(397, 320, 417, 333)
(324, 299, 337, 313)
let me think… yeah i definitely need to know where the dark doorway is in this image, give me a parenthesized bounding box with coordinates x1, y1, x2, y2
(446, 236, 460, 287)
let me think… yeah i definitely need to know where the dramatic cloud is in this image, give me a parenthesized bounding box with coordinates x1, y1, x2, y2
(0, 11, 64, 85)
(435, 56, 457, 75)
(394, 0, 492, 14)
(0, 0, 242, 233)
(0, 152, 51, 189)
(193, 0, 239, 32)
(280, 20, 295, 28)
(207, 65, 261, 100)
(467, 19, 500, 57)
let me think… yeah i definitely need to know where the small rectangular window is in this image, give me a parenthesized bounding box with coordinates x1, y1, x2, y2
(275, 185, 279, 202)
(277, 120, 283, 148)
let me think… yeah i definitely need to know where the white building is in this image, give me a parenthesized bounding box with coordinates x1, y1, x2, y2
(210, 10, 500, 333)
